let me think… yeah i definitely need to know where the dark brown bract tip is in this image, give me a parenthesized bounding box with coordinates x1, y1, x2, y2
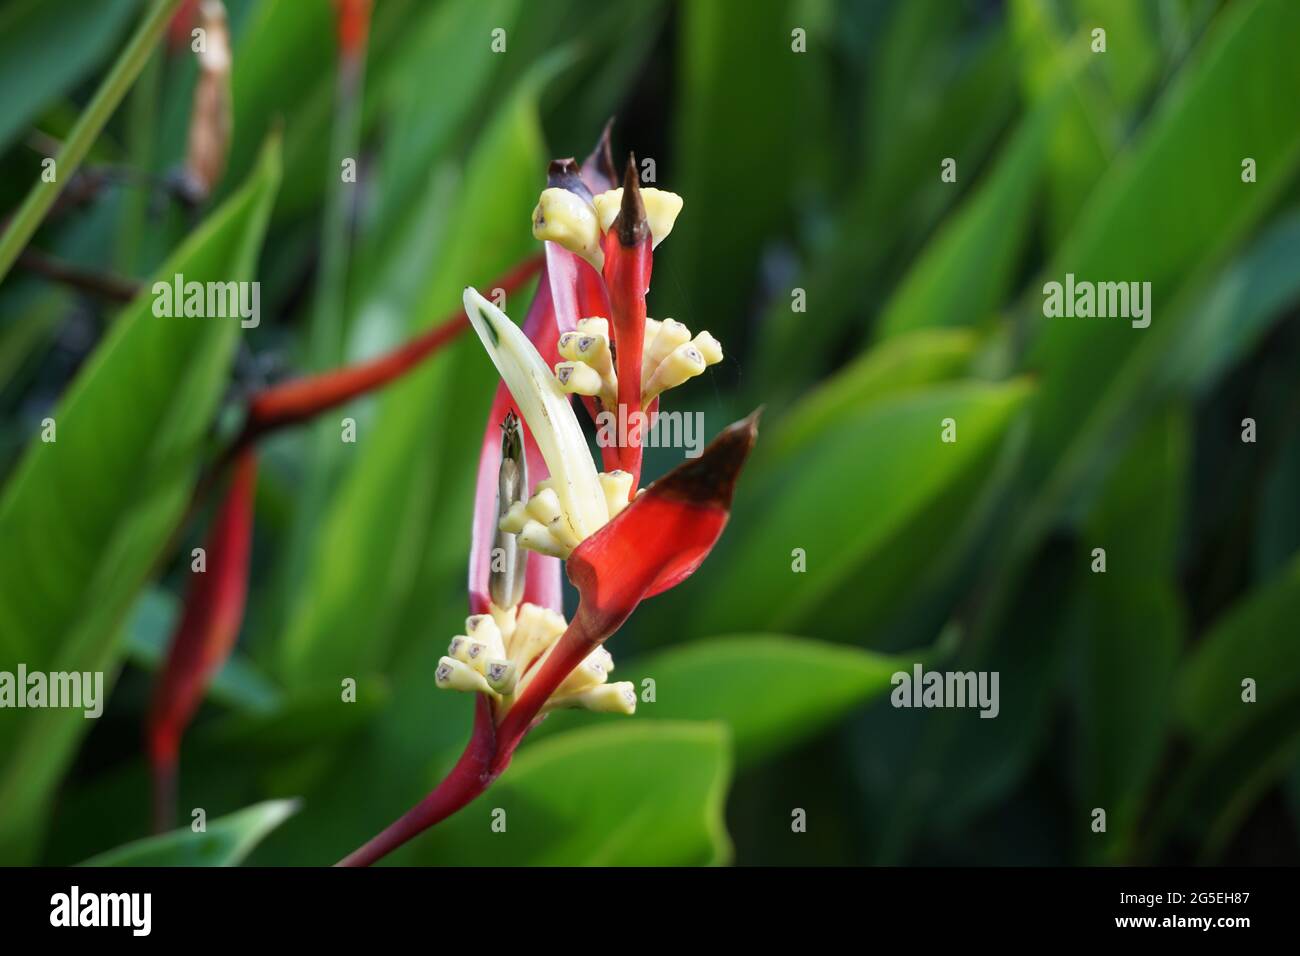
(612, 153, 649, 247)
(547, 157, 593, 203)
(580, 118, 618, 193)
(649, 409, 761, 509)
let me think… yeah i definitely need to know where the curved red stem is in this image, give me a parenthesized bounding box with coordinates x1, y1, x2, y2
(336, 696, 500, 867)
(239, 254, 542, 445)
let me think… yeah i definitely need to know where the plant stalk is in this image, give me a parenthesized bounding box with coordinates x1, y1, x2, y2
(0, 0, 186, 284)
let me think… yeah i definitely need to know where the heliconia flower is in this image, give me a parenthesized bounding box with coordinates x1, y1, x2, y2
(146, 448, 257, 833)
(338, 138, 755, 868)
(492, 413, 757, 754)
(337, 407, 756, 867)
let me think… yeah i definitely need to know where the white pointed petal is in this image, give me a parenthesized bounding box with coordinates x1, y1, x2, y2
(462, 288, 609, 539)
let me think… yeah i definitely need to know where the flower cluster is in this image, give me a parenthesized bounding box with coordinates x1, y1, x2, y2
(437, 159, 729, 720)
(435, 602, 635, 717)
(554, 318, 723, 414)
(338, 139, 758, 866)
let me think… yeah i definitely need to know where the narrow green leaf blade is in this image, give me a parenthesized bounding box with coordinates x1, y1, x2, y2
(0, 136, 282, 863)
(79, 799, 300, 867)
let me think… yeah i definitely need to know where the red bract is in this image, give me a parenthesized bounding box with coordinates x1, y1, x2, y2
(147, 448, 257, 832)
(494, 412, 759, 753)
(601, 159, 653, 490)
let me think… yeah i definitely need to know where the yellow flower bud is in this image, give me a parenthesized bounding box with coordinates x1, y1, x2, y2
(464, 639, 492, 673)
(576, 316, 609, 339)
(598, 470, 635, 518)
(691, 330, 723, 366)
(485, 659, 518, 695)
(498, 499, 529, 535)
(532, 187, 603, 269)
(593, 188, 683, 248)
(555, 648, 610, 696)
(489, 602, 516, 648)
(435, 657, 496, 696)
(526, 487, 580, 549)
(550, 681, 638, 715)
(643, 342, 707, 402)
(511, 603, 567, 671)
(559, 330, 612, 373)
(466, 614, 507, 660)
(518, 519, 571, 559)
(641, 318, 691, 381)
(554, 361, 604, 397)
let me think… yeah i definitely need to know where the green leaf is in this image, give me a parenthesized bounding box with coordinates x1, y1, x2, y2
(366, 0, 525, 261)
(222, 0, 335, 202)
(871, 542, 1077, 861)
(1007, 0, 1114, 241)
(409, 723, 732, 866)
(875, 88, 1061, 339)
(0, 287, 68, 405)
(669, 0, 820, 340)
(1069, 0, 1161, 107)
(1163, 212, 1300, 397)
(0, 135, 281, 864)
(538, 635, 910, 767)
(1075, 582, 1180, 863)
(1025, 0, 1300, 484)
(758, 328, 978, 466)
(1081, 403, 1189, 577)
(194, 678, 389, 757)
(1254, 426, 1300, 581)
(79, 799, 300, 867)
(277, 65, 549, 684)
(1072, 408, 1188, 861)
(690, 379, 1034, 641)
(0, 0, 185, 282)
(0, 0, 141, 152)
(752, 11, 1016, 396)
(1178, 550, 1300, 743)
(1149, 691, 1300, 863)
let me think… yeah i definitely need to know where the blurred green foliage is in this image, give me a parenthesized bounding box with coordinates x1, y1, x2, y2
(1, 0, 1298, 866)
